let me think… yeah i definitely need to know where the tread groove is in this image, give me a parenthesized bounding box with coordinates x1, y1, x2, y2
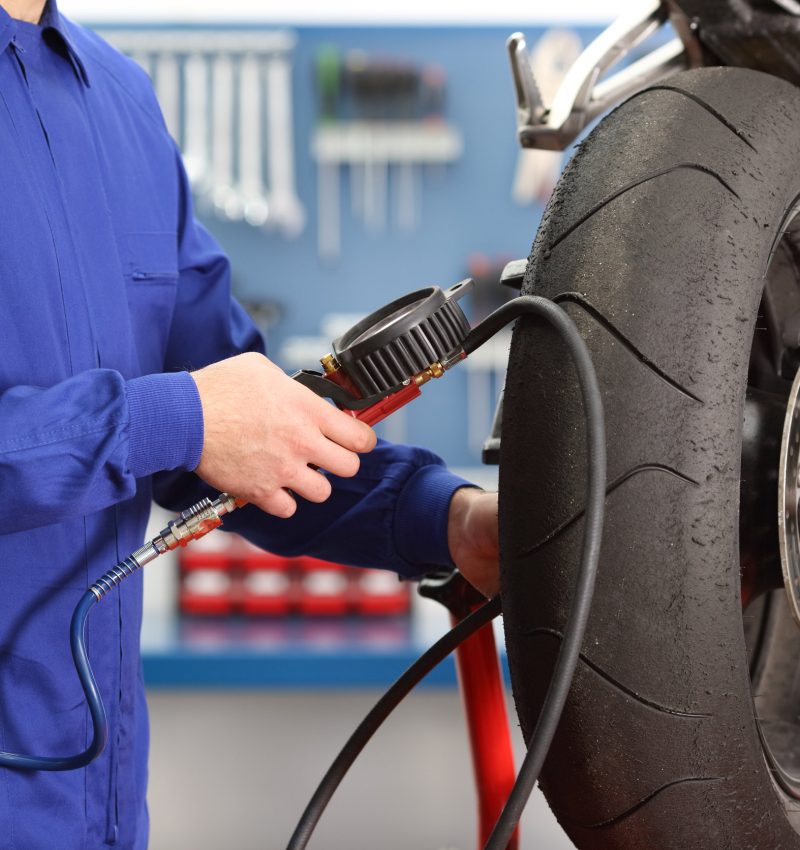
(624, 85, 758, 152)
(554, 292, 705, 404)
(516, 463, 699, 558)
(501, 69, 800, 845)
(546, 163, 741, 255)
(512, 627, 713, 719)
(562, 776, 724, 830)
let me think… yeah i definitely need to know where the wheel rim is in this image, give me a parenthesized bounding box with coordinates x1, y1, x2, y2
(779, 368, 800, 627)
(743, 209, 800, 802)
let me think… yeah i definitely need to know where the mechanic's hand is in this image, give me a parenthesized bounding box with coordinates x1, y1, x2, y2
(191, 353, 376, 518)
(448, 488, 499, 598)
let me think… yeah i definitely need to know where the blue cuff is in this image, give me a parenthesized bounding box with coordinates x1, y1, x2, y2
(393, 465, 476, 573)
(126, 372, 204, 478)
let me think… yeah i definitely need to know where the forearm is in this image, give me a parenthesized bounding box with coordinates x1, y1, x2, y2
(0, 368, 201, 534)
(154, 439, 473, 578)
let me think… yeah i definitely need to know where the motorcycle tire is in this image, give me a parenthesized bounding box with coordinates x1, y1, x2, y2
(500, 67, 800, 848)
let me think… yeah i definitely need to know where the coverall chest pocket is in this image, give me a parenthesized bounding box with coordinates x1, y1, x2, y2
(120, 231, 179, 376)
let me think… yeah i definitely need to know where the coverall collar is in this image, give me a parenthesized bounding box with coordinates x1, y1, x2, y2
(0, 0, 90, 86)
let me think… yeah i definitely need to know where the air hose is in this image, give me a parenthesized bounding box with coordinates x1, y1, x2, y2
(287, 295, 606, 850)
(0, 590, 106, 771)
(0, 492, 242, 772)
(0, 294, 605, 850)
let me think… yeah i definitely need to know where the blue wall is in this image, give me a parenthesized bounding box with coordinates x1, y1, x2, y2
(197, 25, 600, 467)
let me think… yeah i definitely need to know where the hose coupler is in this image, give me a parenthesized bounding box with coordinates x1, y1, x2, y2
(89, 492, 242, 602)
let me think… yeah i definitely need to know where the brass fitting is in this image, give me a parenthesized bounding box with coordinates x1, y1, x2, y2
(413, 361, 445, 387)
(320, 353, 339, 374)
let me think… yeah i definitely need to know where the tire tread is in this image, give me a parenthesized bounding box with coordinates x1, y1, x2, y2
(500, 67, 800, 847)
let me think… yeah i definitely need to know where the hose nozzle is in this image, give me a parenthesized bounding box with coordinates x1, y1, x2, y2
(152, 492, 241, 554)
(90, 493, 242, 601)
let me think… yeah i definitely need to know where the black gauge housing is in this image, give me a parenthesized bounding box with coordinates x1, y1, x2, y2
(332, 280, 473, 396)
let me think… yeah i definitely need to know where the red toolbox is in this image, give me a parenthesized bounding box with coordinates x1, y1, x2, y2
(297, 557, 352, 617)
(179, 534, 237, 616)
(353, 568, 410, 617)
(240, 540, 294, 616)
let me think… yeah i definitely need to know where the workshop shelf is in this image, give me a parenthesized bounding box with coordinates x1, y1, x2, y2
(141, 615, 513, 688)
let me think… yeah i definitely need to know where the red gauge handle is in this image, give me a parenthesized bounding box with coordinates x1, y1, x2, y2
(323, 367, 422, 427)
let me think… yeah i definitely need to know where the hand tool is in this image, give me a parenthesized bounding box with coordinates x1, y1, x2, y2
(210, 52, 243, 221)
(265, 52, 306, 237)
(154, 52, 181, 142)
(238, 51, 270, 227)
(182, 52, 211, 191)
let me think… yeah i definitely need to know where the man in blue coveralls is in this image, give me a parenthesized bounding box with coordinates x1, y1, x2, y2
(0, 0, 500, 847)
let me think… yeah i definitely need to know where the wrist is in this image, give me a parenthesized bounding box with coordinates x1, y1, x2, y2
(447, 486, 481, 564)
(393, 466, 475, 572)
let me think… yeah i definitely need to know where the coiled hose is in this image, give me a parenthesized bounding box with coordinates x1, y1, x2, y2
(0, 555, 143, 771)
(0, 493, 240, 772)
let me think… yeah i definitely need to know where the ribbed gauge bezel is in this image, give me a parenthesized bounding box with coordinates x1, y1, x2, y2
(332, 286, 470, 396)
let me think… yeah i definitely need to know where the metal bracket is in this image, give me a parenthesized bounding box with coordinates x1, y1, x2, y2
(772, 0, 800, 14)
(508, 0, 701, 151)
(481, 389, 503, 466)
(417, 569, 487, 621)
(499, 258, 527, 291)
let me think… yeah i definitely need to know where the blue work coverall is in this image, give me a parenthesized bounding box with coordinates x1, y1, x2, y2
(0, 5, 470, 847)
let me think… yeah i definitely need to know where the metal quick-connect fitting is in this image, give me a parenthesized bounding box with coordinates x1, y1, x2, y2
(90, 493, 241, 602)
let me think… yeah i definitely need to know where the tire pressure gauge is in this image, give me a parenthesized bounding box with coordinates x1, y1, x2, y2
(332, 281, 472, 395)
(293, 279, 474, 426)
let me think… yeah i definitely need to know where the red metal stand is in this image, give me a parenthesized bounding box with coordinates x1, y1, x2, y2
(419, 571, 518, 850)
(453, 612, 519, 850)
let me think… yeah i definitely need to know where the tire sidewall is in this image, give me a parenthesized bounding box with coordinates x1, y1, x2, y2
(500, 68, 800, 848)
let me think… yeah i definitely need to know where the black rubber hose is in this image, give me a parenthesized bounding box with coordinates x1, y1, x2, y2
(286, 294, 605, 850)
(482, 295, 606, 850)
(285, 595, 503, 850)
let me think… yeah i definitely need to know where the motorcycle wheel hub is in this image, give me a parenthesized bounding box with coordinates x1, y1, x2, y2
(778, 368, 800, 627)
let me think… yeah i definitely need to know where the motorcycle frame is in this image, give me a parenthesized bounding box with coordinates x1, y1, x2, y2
(509, 0, 800, 153)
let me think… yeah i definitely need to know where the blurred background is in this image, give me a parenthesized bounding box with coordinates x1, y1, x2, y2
(57, 2, 640, 848)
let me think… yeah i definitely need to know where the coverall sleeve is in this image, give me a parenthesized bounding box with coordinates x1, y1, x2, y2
(0, 368, 203, 535)
(151, 147, 473, 578)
